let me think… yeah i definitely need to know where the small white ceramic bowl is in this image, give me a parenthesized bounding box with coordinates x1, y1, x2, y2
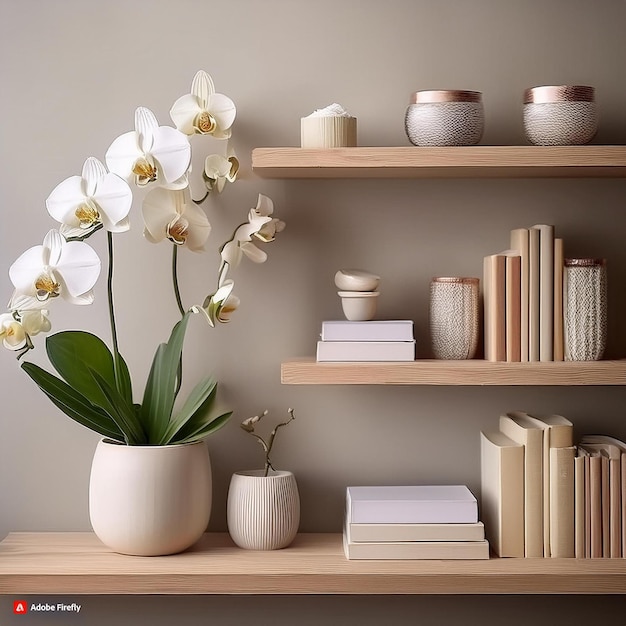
(334, 269, 380, 292)
(338, 290, 379, 321)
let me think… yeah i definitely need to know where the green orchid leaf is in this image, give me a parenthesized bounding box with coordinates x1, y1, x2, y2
(21, 361, 125, 441)
(173, 410, 232, 445)
(140, 312, 191, 443)
(46, 331, 133, 407)
(89, 368, 146, 445)
(160, 377, 217, 444)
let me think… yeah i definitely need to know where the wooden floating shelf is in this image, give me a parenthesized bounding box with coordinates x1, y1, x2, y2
(281, 358, 626, 385)
(1, 532, 625, 595)
(252, 146, 626, 178)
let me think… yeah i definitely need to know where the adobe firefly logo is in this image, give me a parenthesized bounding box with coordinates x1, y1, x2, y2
(13, 600, 28, 614)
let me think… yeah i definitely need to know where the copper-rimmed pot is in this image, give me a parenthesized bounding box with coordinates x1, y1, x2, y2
(523, 85, 597, 145)
(405, 90, 484, 146)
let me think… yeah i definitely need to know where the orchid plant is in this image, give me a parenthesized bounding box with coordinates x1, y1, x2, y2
(1, 71, 285, 446)
(241, 408, 296, 477)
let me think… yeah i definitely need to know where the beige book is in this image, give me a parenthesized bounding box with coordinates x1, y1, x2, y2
(480, 431, 524, 557)
(528, 226, 540, 361)
(483, 253, 506, 361)
(549, 446, 576, 558)
(348, 521, 485, 543)
(581, 435, 626, 557)
(343, 522, 490, 560)
(501, 251, 521, 362)
(531, 224, 554, 361)
(512, 414, 573, 556)
(499, 412, 544, 557)
(510, 228, 530, 362)
(582, 450, 603, 558)
(553, 238, 564, 361)
(574, 452, 586, 558)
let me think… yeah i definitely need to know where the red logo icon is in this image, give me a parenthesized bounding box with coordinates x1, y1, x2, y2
(13, 600, 28, 614)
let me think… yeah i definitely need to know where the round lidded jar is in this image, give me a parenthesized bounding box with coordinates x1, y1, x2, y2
(523, 85, 597, 146)
(405, 90, 484, 147)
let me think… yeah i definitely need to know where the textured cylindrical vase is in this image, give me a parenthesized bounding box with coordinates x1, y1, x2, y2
(430, 277, 480, 359)
(89, 439, 212, 556)
(227, 470, 300, 550)
(405, 90, 484, 146)
(563, 259, 607, 361)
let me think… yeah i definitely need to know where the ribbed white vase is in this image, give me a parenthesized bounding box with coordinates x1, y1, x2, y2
(227, 470, 300, 550)
(89, 439, 212, 556)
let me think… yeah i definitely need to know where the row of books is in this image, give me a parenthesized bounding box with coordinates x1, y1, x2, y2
(483, 223, 564, 362)
(481, 411, 626, 558)
(316, 320, 415, 362)
(343, 485, 489, 559)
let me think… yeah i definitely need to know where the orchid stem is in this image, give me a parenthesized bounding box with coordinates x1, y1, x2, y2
(107, 232, 120, 361)
(172, 244, 185, 318)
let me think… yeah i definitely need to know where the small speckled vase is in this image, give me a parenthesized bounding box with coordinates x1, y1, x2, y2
(405, 90, 484, 146)
(227, 470, 300, 550)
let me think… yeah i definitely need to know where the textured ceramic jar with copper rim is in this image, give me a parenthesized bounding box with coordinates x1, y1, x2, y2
(523, 85, 597, 146)
(405, 90, 484, 146)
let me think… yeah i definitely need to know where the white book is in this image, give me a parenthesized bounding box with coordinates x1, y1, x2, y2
(343, 522, 490, 560)
(346, 485, 478, 524)
(316, 340, 415, 362)
(348, 521, 485, 543)
(321, 320, 414, 342)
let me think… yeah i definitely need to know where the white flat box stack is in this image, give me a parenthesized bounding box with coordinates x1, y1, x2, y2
(343, 485, 489, 560)
(317, 320, 415, 362)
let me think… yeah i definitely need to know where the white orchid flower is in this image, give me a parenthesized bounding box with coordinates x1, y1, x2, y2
(197, 280, 240, 327)
(220, 194, 285, 269)
(20, 309, 51, 336)
(142, 187, 211, 251)
(46, 157, 133, 240)
(203, 149, 239, 193)
(170, 70, 236, 139)
(9, 230, 101, 305)
(105, 107, 191, 190)
(0, 313, 26, 350)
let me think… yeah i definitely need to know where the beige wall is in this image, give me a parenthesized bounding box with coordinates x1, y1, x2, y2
(1, 0, 625, 622)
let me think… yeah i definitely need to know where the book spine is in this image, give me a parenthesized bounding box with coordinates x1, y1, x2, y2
(574, 453, 586, 558)
(510, 228, 530, 362)
(534, 224, 554, 361)
(549, 446, 575, 558)
(483, 254, 506, 362)
(505, 254, 522, 362)
(528, 227, 540, 361)
(553, 238, 564, 361)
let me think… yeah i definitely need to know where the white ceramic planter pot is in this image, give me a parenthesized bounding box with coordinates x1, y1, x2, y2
(89, 439, 212, 556)
(227, 470, 300, 550)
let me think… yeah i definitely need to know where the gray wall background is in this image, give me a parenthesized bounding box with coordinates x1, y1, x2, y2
(1, 0, 625, 623)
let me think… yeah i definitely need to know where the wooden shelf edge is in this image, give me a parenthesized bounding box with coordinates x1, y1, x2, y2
(281, 358, 626, 385)
(1, 532, 625, 595)
(252, 146, 626, 179)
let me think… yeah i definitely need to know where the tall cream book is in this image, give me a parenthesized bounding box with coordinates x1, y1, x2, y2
(510, 228, 530, 361)
(531, 224, 554, 361)
(553, 237, 564, 361)
(501, 251, 521, 362)
(579, 448, 603, 558)
(549, 446, 576, 558)
(581, 435, 626, 557)
(513, 413, 573, 556)
(483, 253, 506, 361)
(499, 412, 544, 557)
(480, 431, 524, 557)
(528, 226, 540, 361)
